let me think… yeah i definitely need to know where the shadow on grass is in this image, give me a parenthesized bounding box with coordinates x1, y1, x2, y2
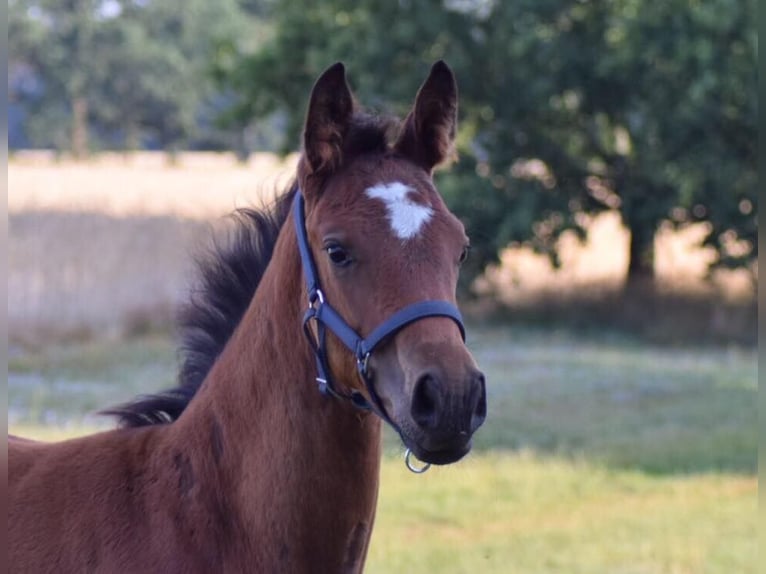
(466, 282, 757, 347)
(459, 327, 758, 476)
(9, 323, 757, 477)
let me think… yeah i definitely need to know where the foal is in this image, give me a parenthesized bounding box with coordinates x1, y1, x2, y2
(9, 61, 486, 573)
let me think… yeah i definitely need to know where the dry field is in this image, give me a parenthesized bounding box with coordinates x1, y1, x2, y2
(8, 151, 754, 344)
(9, 152, 296, 342)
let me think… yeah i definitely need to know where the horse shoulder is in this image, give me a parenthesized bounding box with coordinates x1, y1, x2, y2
(8, 427, 182, 572)
(8, 434, 47, 486)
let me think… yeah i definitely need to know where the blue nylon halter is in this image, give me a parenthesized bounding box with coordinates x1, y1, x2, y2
(293, 190, 465, 429)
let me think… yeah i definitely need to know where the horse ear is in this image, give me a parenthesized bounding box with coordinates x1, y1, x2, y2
(394, 60, 458, 172)
(303, 62, 354, 177)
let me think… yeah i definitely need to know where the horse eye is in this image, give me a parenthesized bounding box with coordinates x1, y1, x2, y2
(458, 245, 470, 265)
(326, 245, 352, 267)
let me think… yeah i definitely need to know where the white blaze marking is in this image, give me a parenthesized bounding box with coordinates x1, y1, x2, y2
(365, 182, 433, 240)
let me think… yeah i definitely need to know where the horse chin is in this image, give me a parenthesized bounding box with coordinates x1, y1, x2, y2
(402, 436, 473, 466)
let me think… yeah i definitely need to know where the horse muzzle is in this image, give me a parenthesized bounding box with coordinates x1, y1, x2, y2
(400, 367, 487, 465)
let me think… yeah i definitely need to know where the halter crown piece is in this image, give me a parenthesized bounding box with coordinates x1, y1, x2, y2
(293, 191, 466, 472)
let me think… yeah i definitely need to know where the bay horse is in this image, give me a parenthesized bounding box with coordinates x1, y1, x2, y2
(9, 61, 487, 573)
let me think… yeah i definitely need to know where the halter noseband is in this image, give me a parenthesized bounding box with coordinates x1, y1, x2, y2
(293, 190, 466, 434)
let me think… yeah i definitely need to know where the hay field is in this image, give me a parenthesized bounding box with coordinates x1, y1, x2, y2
(8, 152, 296, 342)
(9, 151, 297, 219)
(8, 151, 753, 343)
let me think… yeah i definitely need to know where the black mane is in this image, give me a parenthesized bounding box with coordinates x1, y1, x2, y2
(104, 186, 297, 427)
(105, 113, 396, 428)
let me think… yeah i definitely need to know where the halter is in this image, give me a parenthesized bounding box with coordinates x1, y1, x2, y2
(293, 191, 465, 471)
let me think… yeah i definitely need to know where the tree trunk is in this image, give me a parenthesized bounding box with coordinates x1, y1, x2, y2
(234, 126, 250, 164)
(124, 118, 141, 152)
(71, 96, 89, 159)
(625, 223, 656, 293)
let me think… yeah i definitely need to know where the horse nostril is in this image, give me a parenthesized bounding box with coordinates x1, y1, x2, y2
(470, 372, 487, 432)
(411, 374, 442, 430)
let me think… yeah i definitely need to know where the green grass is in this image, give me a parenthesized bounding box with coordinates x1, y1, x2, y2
(370, 453, 755, 574)
(467, 327, 757, 474)
(8, 326, 757, 573)
(8, 334, 177, 427)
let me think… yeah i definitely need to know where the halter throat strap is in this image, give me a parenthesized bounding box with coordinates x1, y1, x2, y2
(293, 191, 465, 428)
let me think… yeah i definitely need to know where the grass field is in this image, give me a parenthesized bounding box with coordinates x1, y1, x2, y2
(8, 153, 757, 572)
(8, 327, 757, 574)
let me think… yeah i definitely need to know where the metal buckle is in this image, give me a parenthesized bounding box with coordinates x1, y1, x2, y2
(308, 288, 325, 309)
(356, 352, 371, 378)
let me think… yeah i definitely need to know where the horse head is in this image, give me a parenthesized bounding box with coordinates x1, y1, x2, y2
(295, 61, 487, 466)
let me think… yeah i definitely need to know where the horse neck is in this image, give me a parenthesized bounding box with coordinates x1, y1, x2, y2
(167, 212, 382, 569)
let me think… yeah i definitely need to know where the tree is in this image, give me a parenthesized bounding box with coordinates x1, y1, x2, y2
(448, 0, 757, 289)
(218, 0, 756, 292)
(9, 0, 257, 153)
(212, 0, 474, 152)
(9, 0, 98, 156)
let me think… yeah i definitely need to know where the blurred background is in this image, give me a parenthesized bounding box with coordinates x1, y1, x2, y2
(7, 1, 757, 572)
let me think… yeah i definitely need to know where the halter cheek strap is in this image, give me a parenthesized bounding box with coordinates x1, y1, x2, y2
(293, 191, 465, 432)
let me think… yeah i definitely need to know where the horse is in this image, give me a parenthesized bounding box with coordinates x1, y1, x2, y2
(8, 60, 487, 573)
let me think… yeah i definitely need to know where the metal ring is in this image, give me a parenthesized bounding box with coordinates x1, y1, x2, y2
(308, 288, 325, 308)
(357, 352, 371, 377)
(404, 448, 431, 474)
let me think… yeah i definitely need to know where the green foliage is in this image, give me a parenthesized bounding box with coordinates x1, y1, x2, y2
(213, 0, 472, 151)
(11, 0, 755, 285)
(219, 0, 757, 288)
(9, 0, 96, 151)
(9, 0, 257, 151)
